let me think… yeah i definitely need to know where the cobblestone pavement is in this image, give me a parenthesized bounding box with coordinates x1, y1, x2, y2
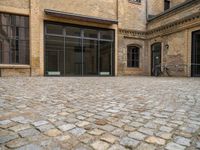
(0, 77, 200, 150)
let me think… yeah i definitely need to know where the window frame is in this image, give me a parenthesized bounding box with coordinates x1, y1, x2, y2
(127, 45, 140, 68)
(0, 12, 29, 65)
(164, 0, 170, 11)
(128, 0, 141, 5)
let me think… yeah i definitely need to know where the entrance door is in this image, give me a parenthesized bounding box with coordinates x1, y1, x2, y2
(192, 30, 200, 77)
(151, 43, 161, 76)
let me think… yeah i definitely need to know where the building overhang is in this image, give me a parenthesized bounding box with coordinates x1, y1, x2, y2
(44, 9, 118, 25)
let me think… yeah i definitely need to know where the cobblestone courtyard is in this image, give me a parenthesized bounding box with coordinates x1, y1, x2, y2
(0, 77, 200, 150)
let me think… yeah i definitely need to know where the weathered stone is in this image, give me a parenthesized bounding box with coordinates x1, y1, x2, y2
(108, 144, 127, 150)
(130, 122, 143, 127)
(99, 125, 116, 132)
(0, 134, 18, 144)
(100, 133, 118, 144)
(120, 137, 139, 149)
(58, 124, 76, 131)
(44, 129, 62, 137)
(165, 142, 186, 150)
(196, 142, 200, 149)
(123, 125, 136, 132)
(19, 128, 40, 138)
(69, 127, 86, 136)
(16, 144, 43, 150)
(36, 124, 54, 132)
(135, 143, 156, 150)
(9, 124, 32, 132)
(88, 129, 105, 136)
(128, 131, 147, 140)
(95, 119, 108, 125)
(91, 140, 110, 150)
(76, 121, 90, 127)
(0, 120, 12, 125)
(32, 120, 48, 127)
(79, 134, 94, 144)
(11, 116, 30, 124)
(156, 132, 172, 140)
(112, 128, 127, 137)
(174, 136, 191, 146)
(144, 122, 158, 129)
(6, 138, 29, 148)
(74, 143, 93, 150)
(55, 134, 71, 141)
(138, 127, 154, 136)
(145, 136, 166, 145)
(160, 126, 173, 132)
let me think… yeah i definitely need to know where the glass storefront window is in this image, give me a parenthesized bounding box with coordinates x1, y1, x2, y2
(46, 24, 63, 35)
(100, 30, 114, 40)
(66, 26, 81, 37)
(45, 22, 114, 76)
(84, 29, 98, 39)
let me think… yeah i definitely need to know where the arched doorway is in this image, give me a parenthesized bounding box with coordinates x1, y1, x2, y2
(151, 43, 162, 76)
(192, 30, 200, 77)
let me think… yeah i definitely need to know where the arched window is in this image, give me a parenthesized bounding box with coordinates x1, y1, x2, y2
(127, 46, 140, 68)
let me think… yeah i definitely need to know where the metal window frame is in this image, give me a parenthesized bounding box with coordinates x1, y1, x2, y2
(44, 21, 115, 76)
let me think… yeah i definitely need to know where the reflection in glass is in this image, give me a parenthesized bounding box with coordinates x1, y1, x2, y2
(45, 23, 114, 76)
(84, 29, 98, 38)
(65, 38, 82, 76)
(100, 30, 114, 40)
(83, 39, 98, 75)
(66, 26, 81, 37)
(45, 36, 64, 75)
(46, 24, 63, 35)
(100, 41, 112, 75)
(0, 13, 29, 64)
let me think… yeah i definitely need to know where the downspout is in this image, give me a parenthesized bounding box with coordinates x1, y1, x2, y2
(29, 0, 32, 77)
(116, 0, 119, 20)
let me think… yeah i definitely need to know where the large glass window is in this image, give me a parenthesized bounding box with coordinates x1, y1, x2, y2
(45, 22, 114, 76)
(127, 46, 140, 68)
(0, 13, 29, 64)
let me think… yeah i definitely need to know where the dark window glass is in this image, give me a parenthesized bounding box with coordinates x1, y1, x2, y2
(164, 0, 170, 11)
(66, 26, 81, 37)
(100, 30, 114, 40)
(45, 36, 64, 76)
(0, 13, 29, 64)
(46, 24, 63, 35)
(45, 22, 114, 76)
(127, 46, 139, 68)
(84, 29, 98, 38)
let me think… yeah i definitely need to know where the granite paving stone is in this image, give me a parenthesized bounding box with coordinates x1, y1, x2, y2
(128, 131, 147, 140)
(0, 77, 199, 149)
(18, 128, 40, 138)
(120, 137, 140, 149)
(165, 142, 186, 150)
(174, 136, 191, 146)
(91, 140, 110, 150)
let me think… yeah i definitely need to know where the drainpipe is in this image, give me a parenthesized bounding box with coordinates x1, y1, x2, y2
(146, 0, 148, 21)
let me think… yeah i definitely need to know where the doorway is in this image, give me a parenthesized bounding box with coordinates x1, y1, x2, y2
(151, 43, 162, 76)
(191, 30, 200, 77)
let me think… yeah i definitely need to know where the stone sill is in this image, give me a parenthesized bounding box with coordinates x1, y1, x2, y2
(126, 67, 141, 70)
(0, 64, 30, 69)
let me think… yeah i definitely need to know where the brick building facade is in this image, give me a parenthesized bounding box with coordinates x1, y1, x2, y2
(0, 0, 199, 77)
